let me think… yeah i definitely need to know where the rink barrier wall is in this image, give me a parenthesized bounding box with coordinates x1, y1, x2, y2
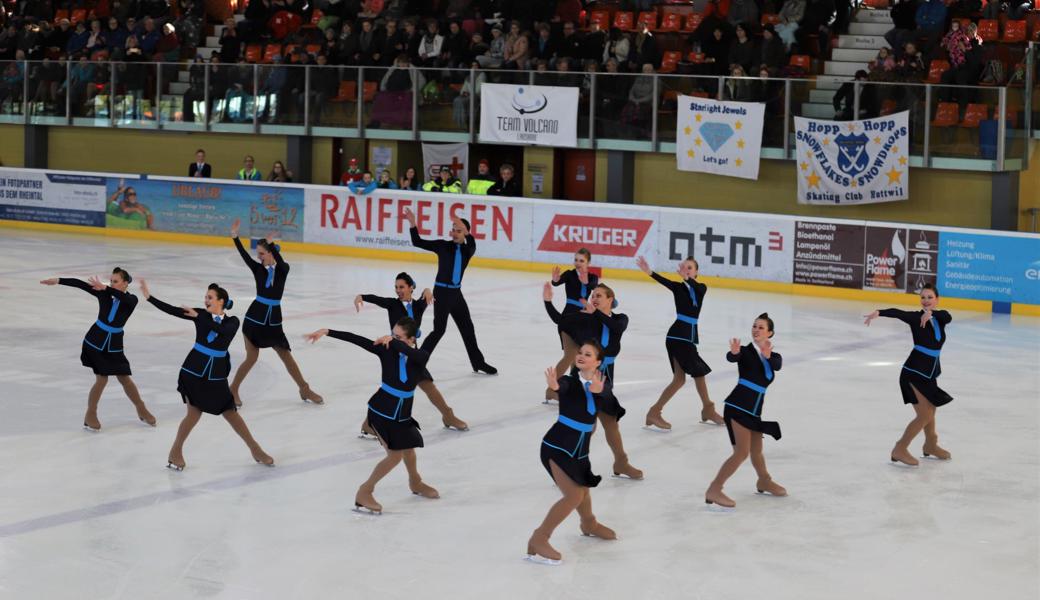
(1, 166, 1038, 316)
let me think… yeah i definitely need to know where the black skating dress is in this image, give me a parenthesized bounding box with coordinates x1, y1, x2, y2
(543, 301, 629, 420)
(148, 296, 240, 415)
(551, 269, 599, 345)
(362, 293, 434, 383)
(878, 308, 953, 407)
(540, 373, 620, 487)
(648, 271, 712, 378)
(327, 330, 430, 450)
(722, 343, 783, 445)
(59, 278, 138, 376)
(234, 236, 290, 350)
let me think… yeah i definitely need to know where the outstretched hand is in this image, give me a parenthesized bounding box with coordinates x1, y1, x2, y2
(580, 298, 596, 314)
(422, 287, 434, 305)
(451, 215, 469, 235)
(304, 328, 329, 344)
(759, 338, 773, 358)
(919, 309, 933, 329)
(138, 279, 150, 299)
(636, 256, 652, 275)
(542, 281, 553, 302)
(353, 294, 364, 313)
(551, 266, 561, 283)
(39, 277, 58, 285)
(87, 275, 107, 291)
(544, 366, 559, 391)
(181, 306, 199, 318)
(402, 208, 417, 228)
(588, 368, 605, 394)
(863, 310, 879, 326)
(729, 337, 741, 355)
(373, 335, 394, 348)
(231, 217, 241, 238)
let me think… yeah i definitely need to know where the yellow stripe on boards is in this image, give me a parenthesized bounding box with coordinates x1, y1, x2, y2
(4, 219, 1036, 315)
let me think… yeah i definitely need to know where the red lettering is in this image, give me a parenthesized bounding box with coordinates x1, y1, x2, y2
(377, 197, 393, 232)
(436, 202, 444, 237)
(492, 206, 513, 242)
(396, 199, 413, 234)
(416, 200, 432, 235)
(321, 194, 339, 228)
(469, 204, 486, 240)
(364, 196, 372, 231)
(343, 196, 361, 229)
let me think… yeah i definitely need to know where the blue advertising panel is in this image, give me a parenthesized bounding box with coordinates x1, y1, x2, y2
(938, 231, 1040, 305)
(103, 177, 304, 240)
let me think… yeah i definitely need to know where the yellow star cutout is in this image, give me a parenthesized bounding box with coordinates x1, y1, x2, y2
(799, 162, 809, 171)
(695, 114, 703, 123)
(687, 149, 695, 158)
(892, 146, 900, 154)
(898, 156, 908, 166)
(735, 158, 743, 167)
(694, 137, 702, 147)
(806, 151, 813, 159)
(683, 125, 692, 136)
(847, 123, 857, 132)
(823, 138, 830, 146)
(735, 121, 743, 130)
(886, 167, 902, 184)
(851, 179, 858, 188)
(806, 171, 821, 188)
(873, 136, 882, 145)
(737, 139, 745, 149)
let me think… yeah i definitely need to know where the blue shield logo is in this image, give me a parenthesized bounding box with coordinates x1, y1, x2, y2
(835, 133, 870, 176)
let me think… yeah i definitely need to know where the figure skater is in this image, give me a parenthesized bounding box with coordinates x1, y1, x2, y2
(40, 268, 156, 430)
(305, 318, 439, 514)
(636, 255, 723, 429)
(527, 341, 618, 565)
(140, 279, 274, 470)
(864, 283, 953, 466)
(544, 249, 599, 402)
(227, 218, 324, 406)
(704, 313, 786, 508)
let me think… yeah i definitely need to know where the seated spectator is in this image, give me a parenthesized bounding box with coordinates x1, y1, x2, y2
(348, 170, 378, 193)
(884, 0, 918, 52)
(466, 32, 490, 66)
(85, 20, 107, 56)
(466, 159, 495, 194)
(376, 19, 405, 66)
(259, 54, 289, 121)
(598, 58, 631, 122)
(502, 22, 530, 70)
(29, 57, 63, 109)
(940, 23, 984, 105)
(557, 21, 583, 61)
(728, 23, 757, 74)
(913, 0, 946, 56)
(941, 21, 970, 70)
(156, 22, 181, 61)
(0, 55, 25, 106)
(398, 166, 420, 190)
(269, 161, 294, 182)
(402, 19, 422, 63)
(452, 61, 484, 128)
(702, 27, 731, 76)
(320, 27, 339, 64)
(776, 0, 805, 50)
(603, 29, 631, 67)
(220, 18, 241, 63)
(48, 19, 73, 55)
(488, 163, 521, 197)
(441, 21, 468, 68)
(476, 23, 505, 68)
(189, 149, 211, 177)
(531, 24, 557, 65)
(340, 158, 363, 185)
(581, 22, 607, 63)
(380, 54, 425, 91)
(238, 155, 263, 180)
(895, 41, 926, 81)
(759, 25, 786, 71)
(139, 17, 161, 55)
(723, 64, 755, 100)
(868, 47, 897, 80)
(66, 21, 89, 56)
(105, 17, 128, 58)
(630, 23, 660, 70)
(60, 54, 94, 114)
(338, 21, 360, 65)
(416, 19, 444, 68)
(305, 54, 338, 124)
(422, 166, 462, 193)
(620, 63, 655, 130)
(553, 57, 583, 87)
(376, 170, 399, 189)
(833, 70, 877, 120)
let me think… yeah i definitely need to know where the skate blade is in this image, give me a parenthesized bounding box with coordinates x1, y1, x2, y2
(82, 424, 100, 433)
(920, 454, 951, 461)
(254, 460, 275, 468)
(888, 459, 919, 468)
(611, 473, 644, 481)
(353, 504, 382, 515)
(523, 554, 561, 566)
(542, 399, 558, 405)
(704, 500, 735, 512)
(166, 462, 184, 472)
(642, 424, 672, 433)
(358, 432, 378, 440)
(138, 418, 157, 427)
(699, 419, 724, 427)
(443, 425, 469, 432)
(301, 398, 325, 405)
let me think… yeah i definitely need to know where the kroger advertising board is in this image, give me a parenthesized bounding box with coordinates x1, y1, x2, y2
(304, 187, 532, 260)
(530, 206, 657, 269)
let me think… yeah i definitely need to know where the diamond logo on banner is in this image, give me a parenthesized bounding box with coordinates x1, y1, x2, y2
(700, 122, 734, 152)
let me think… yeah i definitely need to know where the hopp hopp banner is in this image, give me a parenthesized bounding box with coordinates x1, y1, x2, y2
(795, 112, 910, 205)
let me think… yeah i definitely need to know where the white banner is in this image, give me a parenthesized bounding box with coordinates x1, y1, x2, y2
(656, 209, 794, 282)
(421, 142, 469, 187)
(676, 96, 764, 180)
(304, 187, 532, 261)
(478, 83, 578, 147)
(0, 167, 107, 227)
(795, 112, 910, 205)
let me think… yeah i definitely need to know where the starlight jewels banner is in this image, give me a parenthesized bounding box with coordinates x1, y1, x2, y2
(794, 112, 909, 205)
(676, 96, 764, 180)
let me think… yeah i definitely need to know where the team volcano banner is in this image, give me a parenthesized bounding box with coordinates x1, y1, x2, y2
(794, 111, 910, 205)
(478, 83, 578, 147)
(676, 96, 764, 180)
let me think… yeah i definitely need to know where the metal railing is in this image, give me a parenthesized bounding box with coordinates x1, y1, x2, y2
(1, 47, 1034, 171)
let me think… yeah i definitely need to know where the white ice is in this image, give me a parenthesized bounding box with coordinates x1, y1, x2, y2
(0, 229, 1037, 600)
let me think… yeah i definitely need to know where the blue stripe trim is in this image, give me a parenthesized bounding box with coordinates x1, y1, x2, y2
(94, 320, 123, 333)
(724, 401, 761, 417)
(902, 365, 936, 380)
(253, 295, 281, 306)
(192, 343, 227, 358)
(434, 282, 461, 289)
(379, 383, 414, 399)
(675, 314, 699, 325)
(565, 299, 584, 308)
(541, 439, 578, 458)
(557, 415, 595, 432)
(738, 378, 767, 394)
(913, 345, 941, 358)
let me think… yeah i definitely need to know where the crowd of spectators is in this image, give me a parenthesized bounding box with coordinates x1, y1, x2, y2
(337, 155, 521, 195)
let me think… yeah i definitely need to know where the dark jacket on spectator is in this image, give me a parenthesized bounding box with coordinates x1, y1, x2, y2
(759, 35, 786, 70)
(219, 28, 241, 63)
(557, 31, 582, 60)
(890, 0, 918, 30)
(581, 29, 607, 62)
(728, 37, 757, 73)
(488, 177, 522, 197)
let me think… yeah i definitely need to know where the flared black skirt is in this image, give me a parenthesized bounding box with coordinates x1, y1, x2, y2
(899, 370, 953, 407)
(242, 320, 291, 350)
(540, 444, 602, 488)
(367, 412, 424, 450)
(666, 339, 712, 378)
(177, 373, 236, 415)
(80, 343, 132, 376)
(723, 405, 781, 446)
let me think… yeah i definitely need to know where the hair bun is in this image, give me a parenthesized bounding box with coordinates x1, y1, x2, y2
(225, 298, 234, 310)
(611, 299, 619, 309)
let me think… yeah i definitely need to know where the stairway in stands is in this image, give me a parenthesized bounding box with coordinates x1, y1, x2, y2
(801, 8, 893, 118)
(161, 15, 245, 113)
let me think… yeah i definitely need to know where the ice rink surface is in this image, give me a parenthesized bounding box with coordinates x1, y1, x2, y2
(0, 229, 1037, 600)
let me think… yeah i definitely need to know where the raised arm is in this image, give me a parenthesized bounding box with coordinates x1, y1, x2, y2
(409, 226, 438, 252)
(326, 329, 381, 355)
(147, 296, 196, 320)
(233, 235, 260, 269)
(360, 294, 396, 309)
(649, 271, 678, 289)
(56, 277, 101, 296)
(878, 308, 917, 324)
